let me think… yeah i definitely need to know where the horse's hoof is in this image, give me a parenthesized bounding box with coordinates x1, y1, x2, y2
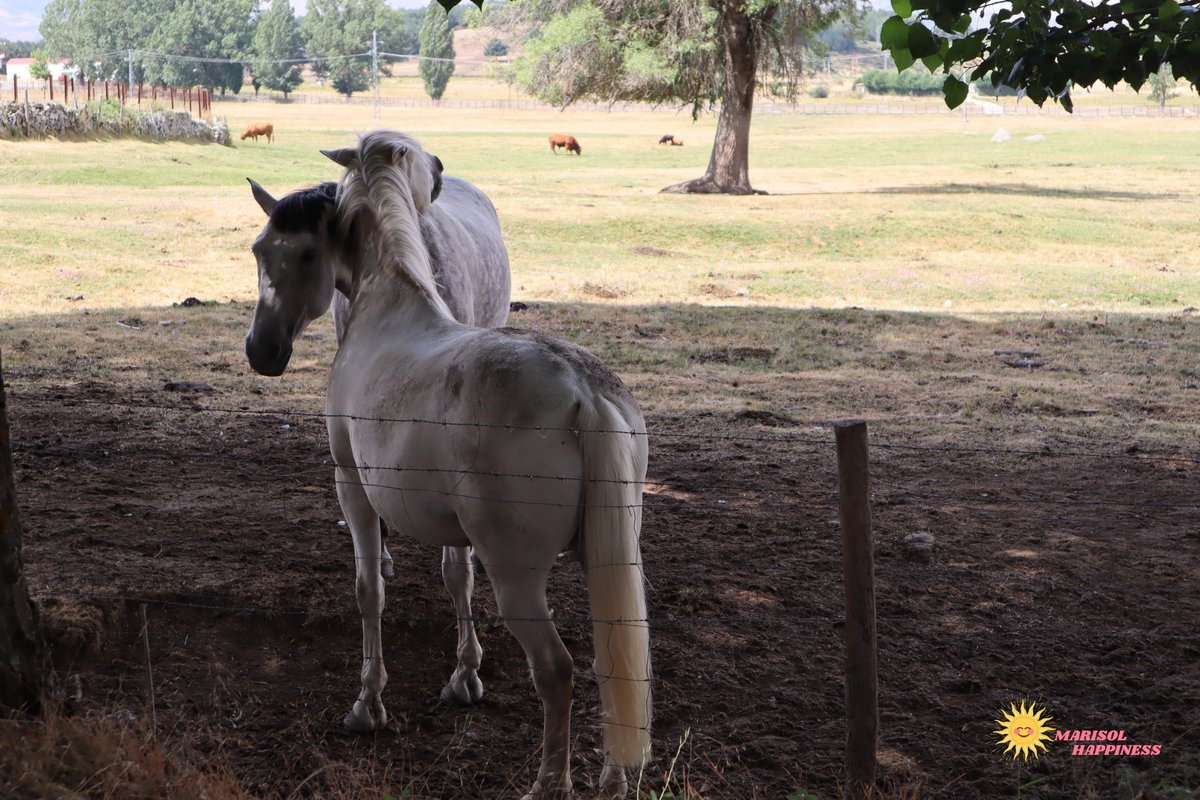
(381, 560, 395, 579)
(520, 779, 573, 800)
(599, 764, 628, 800)
(440, 675, 485, 706)
(343, 698, 387, 732)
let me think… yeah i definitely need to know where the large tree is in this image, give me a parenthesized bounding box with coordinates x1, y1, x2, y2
(251, 0, 305, 98)
(40, 0, 253, 91)
(304, 0, 394, 97)
(40, 0, 163, 82)
(878, 0, 1200, 110)
(500, 0, 855, 195)
(419, 1, 456, 101)
(144, 0, 254, 94)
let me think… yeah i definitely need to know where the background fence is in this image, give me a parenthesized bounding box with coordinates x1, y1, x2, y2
(212, 89, 1200, 118)
(6, 75, 211, 117)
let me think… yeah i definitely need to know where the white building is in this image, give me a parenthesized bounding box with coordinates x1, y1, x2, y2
(3, 58, 80, 81)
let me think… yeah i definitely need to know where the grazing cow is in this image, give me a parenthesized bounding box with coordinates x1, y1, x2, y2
(658, 134, 675, 145)
(548, 133, 582, 155)
(240, 122, 274, 143)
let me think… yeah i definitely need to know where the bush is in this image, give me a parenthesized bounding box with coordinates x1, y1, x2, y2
(858, 68, 943, 96)
(483, 38, 509, 58)
(809, 85, 830, 99)
(973, 78, 1019, 97)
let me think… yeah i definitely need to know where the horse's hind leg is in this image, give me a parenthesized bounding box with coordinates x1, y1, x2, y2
(488, 563, 573, 799)
(336, 469, 389, 732)
(439, 544, 484, 705)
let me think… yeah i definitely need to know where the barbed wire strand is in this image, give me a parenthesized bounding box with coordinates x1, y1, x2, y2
(14, 394, 1200, 465)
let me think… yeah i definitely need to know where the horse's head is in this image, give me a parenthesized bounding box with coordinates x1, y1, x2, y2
(323, 136, 444, 215)
(244, 178, 339, 376)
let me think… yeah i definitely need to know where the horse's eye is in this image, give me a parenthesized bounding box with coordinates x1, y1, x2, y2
(300, 249, 316, 263)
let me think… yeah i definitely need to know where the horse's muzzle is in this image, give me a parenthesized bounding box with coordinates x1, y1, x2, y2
(245, 334, 292, 377)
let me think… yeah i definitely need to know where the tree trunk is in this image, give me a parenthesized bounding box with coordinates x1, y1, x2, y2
(0, 350, 49, 713)
(661, 3, 766, 195)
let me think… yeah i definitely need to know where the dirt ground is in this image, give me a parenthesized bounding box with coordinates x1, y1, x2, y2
(3, 301, 1198, 799)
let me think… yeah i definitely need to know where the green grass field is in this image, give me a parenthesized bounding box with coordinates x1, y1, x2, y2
(2, 98, 1198, 318)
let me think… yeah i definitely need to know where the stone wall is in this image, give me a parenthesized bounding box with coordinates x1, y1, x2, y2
(0, 102, 229, 145)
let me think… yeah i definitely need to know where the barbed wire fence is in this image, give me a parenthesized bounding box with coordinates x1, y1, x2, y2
(4, 380, 1199, 796)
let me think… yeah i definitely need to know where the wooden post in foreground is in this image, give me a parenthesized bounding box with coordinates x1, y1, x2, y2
(835, 420, 878, 800)
(0, 350, 50, 713)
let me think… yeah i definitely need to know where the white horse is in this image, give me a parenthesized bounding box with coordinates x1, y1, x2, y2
(244, 130, 652, 799)
(244, 168, 510, 706)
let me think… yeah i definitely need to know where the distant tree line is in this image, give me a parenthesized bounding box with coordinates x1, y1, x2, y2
(35, 0, 504, 99)
(0, 39, 40, 59)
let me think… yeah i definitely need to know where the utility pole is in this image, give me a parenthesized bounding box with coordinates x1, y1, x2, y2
(371, 30, 380, 120)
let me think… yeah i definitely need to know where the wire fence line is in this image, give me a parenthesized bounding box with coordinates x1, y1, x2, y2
(14, 437, 1197, 514)
(30, 590, 1200, 643)
(16, 393, 1200, 466)
(11, 387, 1200, 672)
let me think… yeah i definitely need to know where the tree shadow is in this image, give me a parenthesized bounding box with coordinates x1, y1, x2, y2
(873, 182, 1175, 201)
(767, 182, 1177, 201)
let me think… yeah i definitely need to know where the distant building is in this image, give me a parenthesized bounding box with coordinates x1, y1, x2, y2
(3, 58, 80, 81)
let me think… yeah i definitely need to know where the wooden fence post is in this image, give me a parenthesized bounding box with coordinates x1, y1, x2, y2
(48, 78, 53, 102)
(0, 350, 50, 713)
(835, 420, 878, 800)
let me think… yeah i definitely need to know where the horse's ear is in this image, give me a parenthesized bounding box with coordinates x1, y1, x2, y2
(430, 155, 444, 203)
(321, 147, 357, 168)
(392, 144, 409, 165)
(247, 177, 277, 216)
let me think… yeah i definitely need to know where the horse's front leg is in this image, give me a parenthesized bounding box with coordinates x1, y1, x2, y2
(440, 545, 484, 705)
(336, 468, 389, 732)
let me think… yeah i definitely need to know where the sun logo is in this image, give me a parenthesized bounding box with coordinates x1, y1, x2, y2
(994, 701, 1055, 761)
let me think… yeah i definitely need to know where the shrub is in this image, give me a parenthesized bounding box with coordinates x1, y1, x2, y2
(809, 85, 830, 99)
(483, 38, 509, 58)
(973, 78, 1020, 97)
(859, 68, 942, 96)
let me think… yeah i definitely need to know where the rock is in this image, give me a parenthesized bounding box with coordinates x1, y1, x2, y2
(991, 127, 1011, 142)
(903, 531, 935, 563)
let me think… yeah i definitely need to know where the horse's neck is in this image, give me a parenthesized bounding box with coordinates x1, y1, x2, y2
(345, 244, 451, 335)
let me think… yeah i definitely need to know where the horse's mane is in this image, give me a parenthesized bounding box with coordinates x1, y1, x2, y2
(270, 182, 337, 234)
(338, 130, 452, 319)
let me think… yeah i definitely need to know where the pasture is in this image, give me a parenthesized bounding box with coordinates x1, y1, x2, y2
(0, 98, 1198, 799)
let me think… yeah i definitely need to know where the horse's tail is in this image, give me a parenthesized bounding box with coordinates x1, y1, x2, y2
(577, 396, 652, 769)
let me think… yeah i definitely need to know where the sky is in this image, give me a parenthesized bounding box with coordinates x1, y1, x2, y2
(0, 0, 432, 43)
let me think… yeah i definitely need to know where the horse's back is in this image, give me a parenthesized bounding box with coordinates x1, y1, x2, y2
(421, 176, 511, 328)
(328, 323, 617, 547)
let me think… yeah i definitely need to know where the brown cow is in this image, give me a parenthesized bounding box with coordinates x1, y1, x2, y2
(240, 122, 274, 143)
(669, 138, 684, 146)
(548, 133, 581, 155)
